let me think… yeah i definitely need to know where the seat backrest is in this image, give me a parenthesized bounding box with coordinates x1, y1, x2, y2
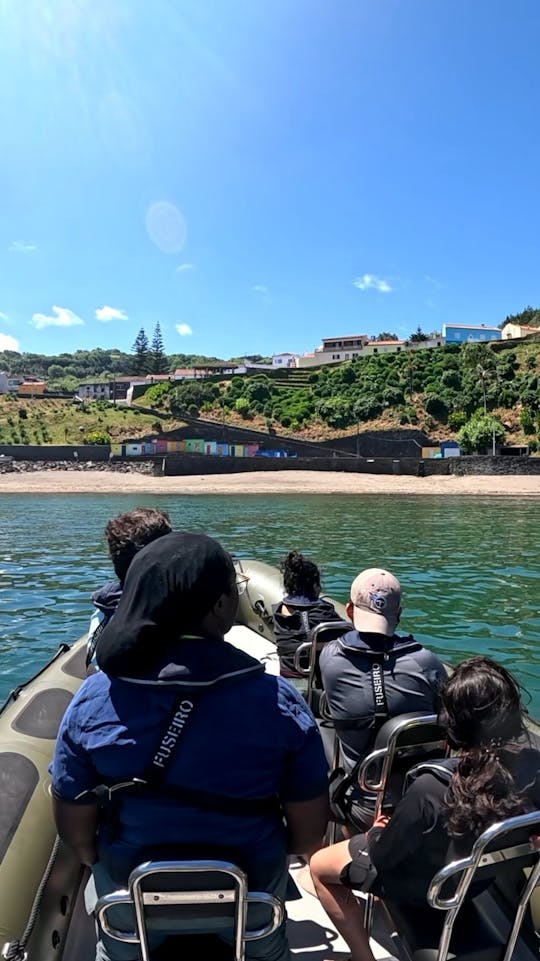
(358, 712, 448, 820)
(427, 810, 540, 961)
(292, 620, 351, 708)
(95, 860, 284, 961)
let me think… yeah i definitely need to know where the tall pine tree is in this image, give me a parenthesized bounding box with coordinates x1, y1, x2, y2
(132, 328, 150, 374)
(150, 322, 168, 373)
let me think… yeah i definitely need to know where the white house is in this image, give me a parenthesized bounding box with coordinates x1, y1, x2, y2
(272, 353, 297, 368)
(0, 372, 24, 393)
(501, 323, 539, 340)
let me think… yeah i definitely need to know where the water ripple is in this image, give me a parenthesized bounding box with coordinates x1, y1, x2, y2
(0, 494, 539, 713)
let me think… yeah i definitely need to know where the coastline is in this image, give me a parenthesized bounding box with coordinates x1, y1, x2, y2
(0, 469, 539, 496)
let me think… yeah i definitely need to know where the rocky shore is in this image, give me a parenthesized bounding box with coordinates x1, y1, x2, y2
(0, 457, 157, 475)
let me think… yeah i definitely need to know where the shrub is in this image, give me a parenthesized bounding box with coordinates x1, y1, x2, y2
(457, 413, 505, 454)
(234, 397, 251, 418)
(18, 408, 28, 419)
(85, 430, 112, 445)
(528, 439, 538, 453)
(425, 393, 449, 422)
(520, 408, 535, 435)
(448, 411, 467, 431)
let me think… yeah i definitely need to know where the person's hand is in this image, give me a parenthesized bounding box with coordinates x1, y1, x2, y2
(372, 813, 390, 829)
(531, 834, 540, 850)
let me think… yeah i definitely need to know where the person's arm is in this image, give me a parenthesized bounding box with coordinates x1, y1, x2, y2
(368, 775, 437, 877)
(52, 796, 100, 867)
(284, 792, 329, 858)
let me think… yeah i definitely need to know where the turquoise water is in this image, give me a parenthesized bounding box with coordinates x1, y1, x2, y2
(0, 494, 539, 713)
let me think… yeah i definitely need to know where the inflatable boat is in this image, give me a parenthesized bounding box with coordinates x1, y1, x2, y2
(0, 560, 538, 961)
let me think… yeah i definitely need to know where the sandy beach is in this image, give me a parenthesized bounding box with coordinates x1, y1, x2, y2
(0, 469, 539, 496)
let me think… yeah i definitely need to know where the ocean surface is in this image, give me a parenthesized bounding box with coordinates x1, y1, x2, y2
(0, 493, 539, 714)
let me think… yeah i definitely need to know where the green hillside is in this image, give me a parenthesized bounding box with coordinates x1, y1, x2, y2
(1, 338, 539, 454)
(143, 339, 540, 452)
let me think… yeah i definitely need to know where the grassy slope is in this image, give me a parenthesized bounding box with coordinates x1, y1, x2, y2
(0, 398, 181, 446)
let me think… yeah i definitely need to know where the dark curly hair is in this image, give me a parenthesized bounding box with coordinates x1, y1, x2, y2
(440, 656, 529, 841)
(280, 550, 321, 599)
(105, 508, 172, 582)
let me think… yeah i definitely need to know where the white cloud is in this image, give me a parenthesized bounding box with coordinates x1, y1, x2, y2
(8, 240, 37, 253)
(176, 323, 193, 336)
(353, 274, 392, 293)
(251, 284, 269, 294)
(0, 332, 20, 351)
(31, 306, 84, 330)
(95, 305, 128, 322)
(175, 263, 195, 273)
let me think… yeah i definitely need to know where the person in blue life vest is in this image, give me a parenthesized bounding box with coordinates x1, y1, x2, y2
(86, 507, 172, 666)
(51, 532, 329, 961)
(272, 549, 343, 678)
(320, 568, 447, 828)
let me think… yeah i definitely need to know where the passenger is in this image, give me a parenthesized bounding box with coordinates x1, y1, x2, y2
(309, 656, 540, 961)
(52, 532, 329, 961)
(320, 568, 446, 827)
(86, 507, 172, 665)
(273, 550, 342, 678)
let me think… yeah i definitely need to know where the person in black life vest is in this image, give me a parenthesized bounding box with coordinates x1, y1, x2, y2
(320, 568, 446, 828)
(272, 550, 342, 678)
(309, 656, 540, 961)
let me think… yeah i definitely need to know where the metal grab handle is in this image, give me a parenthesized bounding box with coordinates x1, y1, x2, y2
(427, 856, 474, 910)
(358, 748, 387, 792)
(293, 641, 312, 675)
(96, 892, 139, 943)
(244, 892, 285, 940)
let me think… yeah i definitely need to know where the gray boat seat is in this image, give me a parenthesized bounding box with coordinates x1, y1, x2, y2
(293, 620, 351, 713)
(358, 711, 448, 821)
(95, 860, 284, 961)
(370, 809, 540, 961)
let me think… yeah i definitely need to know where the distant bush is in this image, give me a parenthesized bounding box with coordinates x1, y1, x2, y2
(234, 397, 251, 418)
(520, 407, 535, 435)
(18, 408, 27, 419)
(448, 411, 467, 431)
(458, 413, 505, 454)
(85, 430, 112, 445)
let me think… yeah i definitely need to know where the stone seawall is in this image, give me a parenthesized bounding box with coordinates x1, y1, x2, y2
(0, 458, 157, 475)
(163, 453, 540, 477)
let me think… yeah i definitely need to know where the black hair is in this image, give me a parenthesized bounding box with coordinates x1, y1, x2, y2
(440, 656, 529, 840)
(280, 550, 321, 599)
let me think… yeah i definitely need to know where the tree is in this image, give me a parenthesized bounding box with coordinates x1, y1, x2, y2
(409, 326, 429, 343)
(457, 413, 506, 454)
(372, 332, 399, 341)
(500, 305, 540, 330)
(132, 328, 150, 374)
(150, 322, 168, 374)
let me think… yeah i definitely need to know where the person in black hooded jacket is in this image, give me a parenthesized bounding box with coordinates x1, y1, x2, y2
(87, 508, 172, 665)
(272, 550, 343, 678)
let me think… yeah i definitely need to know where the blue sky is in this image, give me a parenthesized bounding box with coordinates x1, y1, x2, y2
(1, 0, 539, 361)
